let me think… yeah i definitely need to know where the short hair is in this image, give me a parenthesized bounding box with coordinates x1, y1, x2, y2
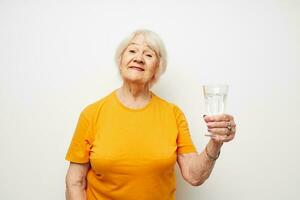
(115, 29, 167, 87)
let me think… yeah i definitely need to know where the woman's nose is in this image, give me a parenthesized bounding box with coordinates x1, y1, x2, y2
(133, 54, 144, 64)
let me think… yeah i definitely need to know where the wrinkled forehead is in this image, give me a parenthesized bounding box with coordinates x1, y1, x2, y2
(128, 34, 160, 54)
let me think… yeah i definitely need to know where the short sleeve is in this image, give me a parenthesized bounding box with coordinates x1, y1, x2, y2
(65, 109, 94, 163)
(174, 105, 198, 154)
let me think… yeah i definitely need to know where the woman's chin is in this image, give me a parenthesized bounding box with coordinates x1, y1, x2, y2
(123, 76, 149, 85)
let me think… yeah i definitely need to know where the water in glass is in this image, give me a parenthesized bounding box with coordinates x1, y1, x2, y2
(203, 85, 228, 115)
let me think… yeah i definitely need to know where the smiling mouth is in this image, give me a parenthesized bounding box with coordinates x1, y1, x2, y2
(129, 66, 145, 71)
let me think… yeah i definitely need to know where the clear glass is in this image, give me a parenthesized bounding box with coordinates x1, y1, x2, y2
(203, 84, 229, 115)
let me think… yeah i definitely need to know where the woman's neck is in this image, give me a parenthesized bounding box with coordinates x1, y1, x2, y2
(118, 82, 151, 101)
(116, 82, 152, 109)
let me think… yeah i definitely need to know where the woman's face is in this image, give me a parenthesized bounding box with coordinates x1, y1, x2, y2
(120, 34, 159, 86)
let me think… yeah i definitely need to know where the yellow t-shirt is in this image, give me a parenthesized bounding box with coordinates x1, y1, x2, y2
(65, 90, 197, 200)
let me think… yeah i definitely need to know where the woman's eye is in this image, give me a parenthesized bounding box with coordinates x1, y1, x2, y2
(129, 50, 136, 53)
(146, 54, 153, 58)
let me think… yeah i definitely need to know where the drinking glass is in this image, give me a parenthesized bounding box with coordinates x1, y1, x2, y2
(203, 84, 229, 137)
(203, 84, 229, 115)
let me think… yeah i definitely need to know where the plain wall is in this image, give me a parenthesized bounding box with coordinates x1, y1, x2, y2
(1, 0, 299, 199)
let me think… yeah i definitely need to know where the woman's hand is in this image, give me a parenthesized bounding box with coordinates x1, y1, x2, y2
(203, 114, 236, 144)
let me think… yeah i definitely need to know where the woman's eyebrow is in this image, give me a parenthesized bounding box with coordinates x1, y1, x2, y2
(129, 43, 154, 51)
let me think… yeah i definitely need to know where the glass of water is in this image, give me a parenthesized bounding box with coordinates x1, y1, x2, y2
(203, 85, 228, 137)
(203, 84, 229, 115)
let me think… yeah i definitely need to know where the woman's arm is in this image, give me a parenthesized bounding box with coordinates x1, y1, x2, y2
(177, 139, 222, 186)
(177, 114, 236, 186)
(65, 162, 90, 200)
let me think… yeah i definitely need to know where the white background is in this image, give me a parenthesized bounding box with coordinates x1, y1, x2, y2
(1, 0, 299, 199)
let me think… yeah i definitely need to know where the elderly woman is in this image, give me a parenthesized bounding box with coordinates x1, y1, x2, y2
(65, 29, 236, 200)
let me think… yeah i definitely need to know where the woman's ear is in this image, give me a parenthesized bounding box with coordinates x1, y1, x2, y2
(151, 74, 156, 82)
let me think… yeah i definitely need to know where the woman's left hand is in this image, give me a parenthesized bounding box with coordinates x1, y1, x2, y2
(203, 114, 236, 144)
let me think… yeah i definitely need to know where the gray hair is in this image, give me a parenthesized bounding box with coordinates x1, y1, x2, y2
(115, 29, 167, 87)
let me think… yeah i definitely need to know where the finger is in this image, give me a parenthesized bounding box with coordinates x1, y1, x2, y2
(208, 128, 231, 135)
(205, 114, 233, 122)
(229, 127, 236, 134)
(228, 120, 237, 134)
(206, 121, 236, 131)
(222, 133, 235, 142)
(211, 134, 226, 143)
(207, 121, 231, 128)
(229, 120, 236, 127)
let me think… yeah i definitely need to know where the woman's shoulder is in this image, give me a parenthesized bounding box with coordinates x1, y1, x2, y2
(154, 94, 187, 122)
(80, 91, 114, 118)
(153, 93, 182, 112)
